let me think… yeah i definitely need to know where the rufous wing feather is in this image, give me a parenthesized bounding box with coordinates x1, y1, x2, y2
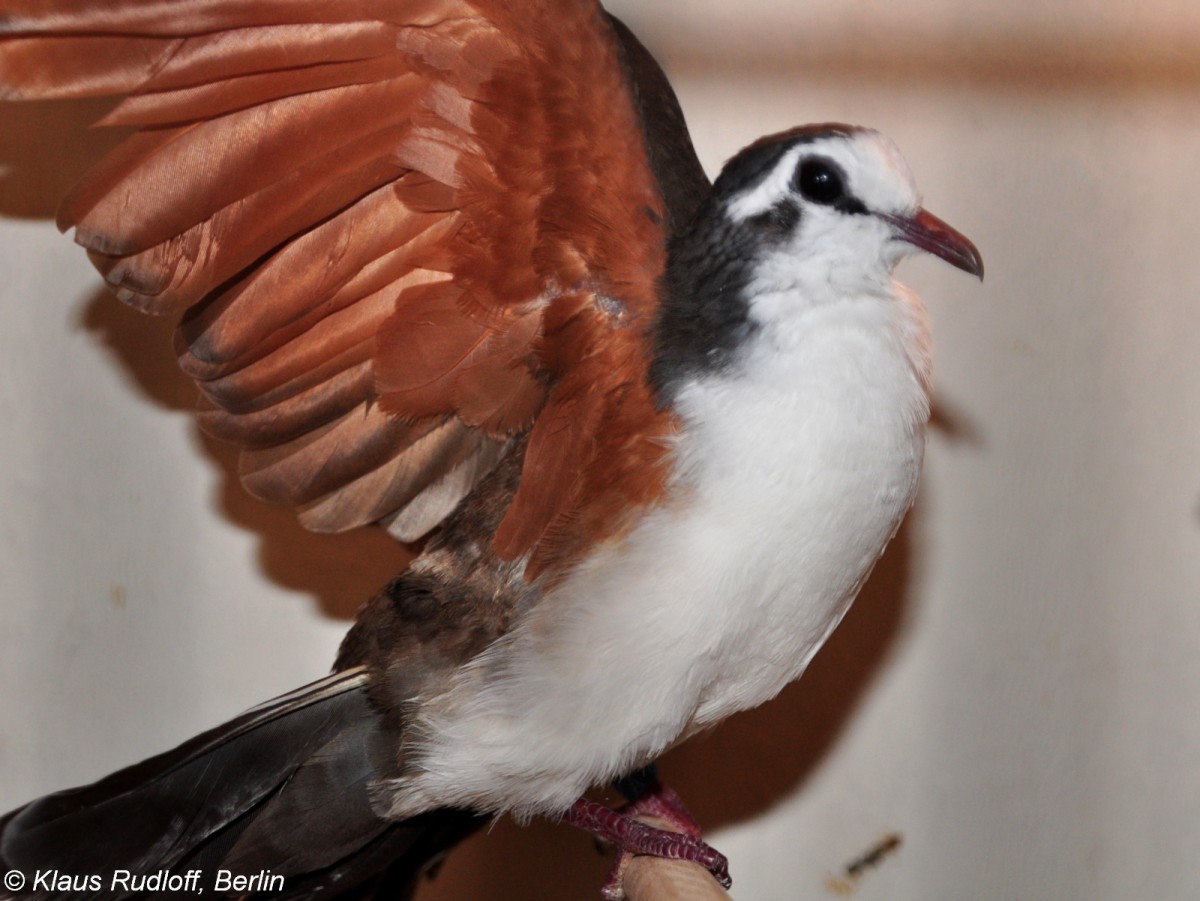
(0, 0, 682, 578)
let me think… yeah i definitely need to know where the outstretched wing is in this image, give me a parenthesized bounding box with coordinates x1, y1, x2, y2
(0, 0, 703, 576)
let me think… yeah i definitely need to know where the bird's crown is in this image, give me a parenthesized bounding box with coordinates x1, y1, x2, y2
(717, 124, 921, 226)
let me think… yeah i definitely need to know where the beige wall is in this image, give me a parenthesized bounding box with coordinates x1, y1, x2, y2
(1, 2, 1197, 898)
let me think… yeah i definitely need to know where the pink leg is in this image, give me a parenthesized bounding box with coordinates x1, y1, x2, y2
(563, 796, 731, 896)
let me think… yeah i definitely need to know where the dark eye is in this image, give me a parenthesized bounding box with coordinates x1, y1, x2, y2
(795, 159, 844, 205)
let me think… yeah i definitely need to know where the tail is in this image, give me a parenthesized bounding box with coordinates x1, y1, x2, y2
(0, 668, 481, 900)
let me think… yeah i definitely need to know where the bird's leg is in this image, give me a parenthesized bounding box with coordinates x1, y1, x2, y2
(612, 764, 703, 837)
(593, 767, 720, 898)
(563, 791, 731, 899)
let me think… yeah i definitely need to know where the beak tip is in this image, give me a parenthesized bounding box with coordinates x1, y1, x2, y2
(965, 250, 985, 282)
(889, 208, 984, 285)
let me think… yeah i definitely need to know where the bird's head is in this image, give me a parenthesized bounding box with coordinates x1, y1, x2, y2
(711, 124, 983, 300)
(652, 124, 982, 398)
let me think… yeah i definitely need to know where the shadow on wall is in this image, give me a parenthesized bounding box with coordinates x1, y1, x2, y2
(76, 289, 414, 621)
(0, 97, 414, 622)
(0, 97, 126, 219)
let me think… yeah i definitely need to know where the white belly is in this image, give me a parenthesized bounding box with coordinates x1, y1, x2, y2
(386, 292, 930, 820)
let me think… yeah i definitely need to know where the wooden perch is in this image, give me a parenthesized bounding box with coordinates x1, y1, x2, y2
(611, 814, 733, 901)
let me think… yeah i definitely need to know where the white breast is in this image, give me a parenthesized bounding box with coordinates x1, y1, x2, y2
(384, 284, 931, 821)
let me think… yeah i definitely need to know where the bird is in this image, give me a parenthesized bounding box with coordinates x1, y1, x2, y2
(0, 1, 982, 899)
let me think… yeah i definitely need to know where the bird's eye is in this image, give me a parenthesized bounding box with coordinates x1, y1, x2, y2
(795, 159, 844, 205)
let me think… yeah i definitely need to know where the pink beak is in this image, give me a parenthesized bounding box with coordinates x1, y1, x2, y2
(881, 208, 984, 279)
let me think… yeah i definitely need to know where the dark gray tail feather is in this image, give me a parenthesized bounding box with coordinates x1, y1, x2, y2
(0, 668, 483, 900)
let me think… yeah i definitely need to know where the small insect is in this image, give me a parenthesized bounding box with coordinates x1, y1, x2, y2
(846, 832, 903, 877)
(825, 833, 903, 896)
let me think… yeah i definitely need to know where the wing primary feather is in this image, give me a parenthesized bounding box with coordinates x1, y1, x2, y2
(2, 0, 690, 566)
(196, 360, 373, 449)
(298, 419, 503, 534)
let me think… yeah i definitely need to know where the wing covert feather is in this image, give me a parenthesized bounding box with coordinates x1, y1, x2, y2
(0, 0, 683, 575)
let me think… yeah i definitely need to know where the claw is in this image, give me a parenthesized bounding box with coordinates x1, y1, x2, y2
(563, 794, 731, 898)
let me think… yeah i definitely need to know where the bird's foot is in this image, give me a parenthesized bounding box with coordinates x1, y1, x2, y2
(563, 796, 730, 899)
(619, 779, 703, 837)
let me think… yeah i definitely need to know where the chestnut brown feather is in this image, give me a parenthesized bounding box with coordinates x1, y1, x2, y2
(0, 2, 717, 895)
(196, 363, 374, 449)
(176, 208, 455, 378)
(0, 0, 678, 578)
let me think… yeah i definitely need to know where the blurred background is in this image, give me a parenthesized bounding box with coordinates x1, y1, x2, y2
(1, 1, 1198, 898)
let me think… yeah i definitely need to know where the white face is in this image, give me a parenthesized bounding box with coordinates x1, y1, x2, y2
(726, 130, 926, 299)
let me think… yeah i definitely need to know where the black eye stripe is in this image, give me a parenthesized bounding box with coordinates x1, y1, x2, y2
(748, 200, 801, 234)
(834, 195, 869, 216)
